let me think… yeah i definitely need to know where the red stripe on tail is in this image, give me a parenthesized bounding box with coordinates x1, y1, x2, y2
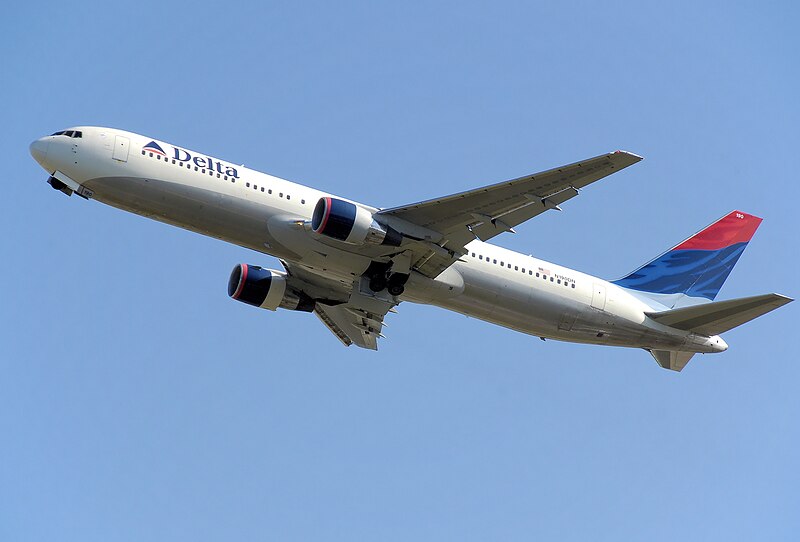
(674, 211, 762, 251)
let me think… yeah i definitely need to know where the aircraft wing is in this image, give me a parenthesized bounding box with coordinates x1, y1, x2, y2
(281, 261, 395, 349)
(315, 302, 388, 350)
(379, 151, 642, 277)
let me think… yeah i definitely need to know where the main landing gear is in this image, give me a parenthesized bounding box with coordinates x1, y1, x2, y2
(365, 261, 409, 296)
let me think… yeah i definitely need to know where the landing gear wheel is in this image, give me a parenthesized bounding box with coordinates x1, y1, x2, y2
(387, 283, 405, 296)
(369, 277, 387, 292)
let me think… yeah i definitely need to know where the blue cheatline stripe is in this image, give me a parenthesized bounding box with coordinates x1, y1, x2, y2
(612, 243, 748, 300)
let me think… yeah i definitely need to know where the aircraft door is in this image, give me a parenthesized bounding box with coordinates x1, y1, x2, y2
(591, 283, 607, 311)
(112, 135, 130, 162)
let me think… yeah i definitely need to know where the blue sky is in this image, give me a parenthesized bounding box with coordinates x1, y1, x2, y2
(2, 1, 799, 540)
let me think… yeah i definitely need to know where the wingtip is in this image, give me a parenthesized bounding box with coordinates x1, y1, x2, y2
(612, 150, 644, 161)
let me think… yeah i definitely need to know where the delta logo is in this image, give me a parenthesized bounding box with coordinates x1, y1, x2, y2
(143, 140, 166, 156)
(142, 140, 240, 178)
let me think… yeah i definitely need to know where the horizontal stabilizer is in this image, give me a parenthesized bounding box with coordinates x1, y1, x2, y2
(646, 293, 793, 336)
(649, 350, 695, 372)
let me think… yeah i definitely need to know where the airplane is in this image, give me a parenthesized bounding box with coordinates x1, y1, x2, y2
(29, 127, 792, 371)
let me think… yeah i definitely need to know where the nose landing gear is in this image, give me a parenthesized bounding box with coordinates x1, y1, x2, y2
(48, 176, 73, 196)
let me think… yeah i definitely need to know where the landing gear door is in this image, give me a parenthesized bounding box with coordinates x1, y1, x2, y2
(591, 283, 607, 311)
(113, 135, 130, 162)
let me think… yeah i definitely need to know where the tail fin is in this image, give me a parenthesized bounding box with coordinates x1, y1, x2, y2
(612, 211, 762, 308)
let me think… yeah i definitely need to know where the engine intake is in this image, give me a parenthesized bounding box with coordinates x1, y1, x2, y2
(311, 197, 401, 246)
(228, 264, 315, 312)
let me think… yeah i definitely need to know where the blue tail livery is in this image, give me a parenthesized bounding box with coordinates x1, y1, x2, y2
(613, 211, 762, 308)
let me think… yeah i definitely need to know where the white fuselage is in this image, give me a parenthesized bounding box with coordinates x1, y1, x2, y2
(30, 127, 728, 354)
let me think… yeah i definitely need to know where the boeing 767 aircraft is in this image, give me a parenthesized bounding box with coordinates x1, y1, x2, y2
(30, 127, 792, 371)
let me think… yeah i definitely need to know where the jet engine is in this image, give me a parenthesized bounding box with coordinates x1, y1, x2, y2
(228, 264, 315, 312)
(310, 197, 401, 246)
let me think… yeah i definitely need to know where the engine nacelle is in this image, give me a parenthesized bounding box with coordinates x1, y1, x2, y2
(228, 264, 315, 312)
(311, 197, 401, 246)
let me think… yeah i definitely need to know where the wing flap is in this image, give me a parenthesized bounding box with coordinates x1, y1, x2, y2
(646, 293, 793, 336)
(279, 261, 396, 349)
(315, 305, 356, 347)
(313, 277, 397, 350)
(470, 186, 580, 241)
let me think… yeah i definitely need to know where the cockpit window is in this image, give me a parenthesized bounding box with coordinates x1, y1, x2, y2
(50, 130, 82, 138)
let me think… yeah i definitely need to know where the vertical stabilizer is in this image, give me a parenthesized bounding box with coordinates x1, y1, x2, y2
(613, 211, 761, 308)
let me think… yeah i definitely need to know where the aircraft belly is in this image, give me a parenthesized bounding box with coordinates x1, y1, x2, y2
(84, 176, 300, 259)
(434, 265, 559, 334)
(433, 265, 691, 349)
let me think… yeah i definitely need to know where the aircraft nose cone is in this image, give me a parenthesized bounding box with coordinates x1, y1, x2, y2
(29, 137, 50, 166)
